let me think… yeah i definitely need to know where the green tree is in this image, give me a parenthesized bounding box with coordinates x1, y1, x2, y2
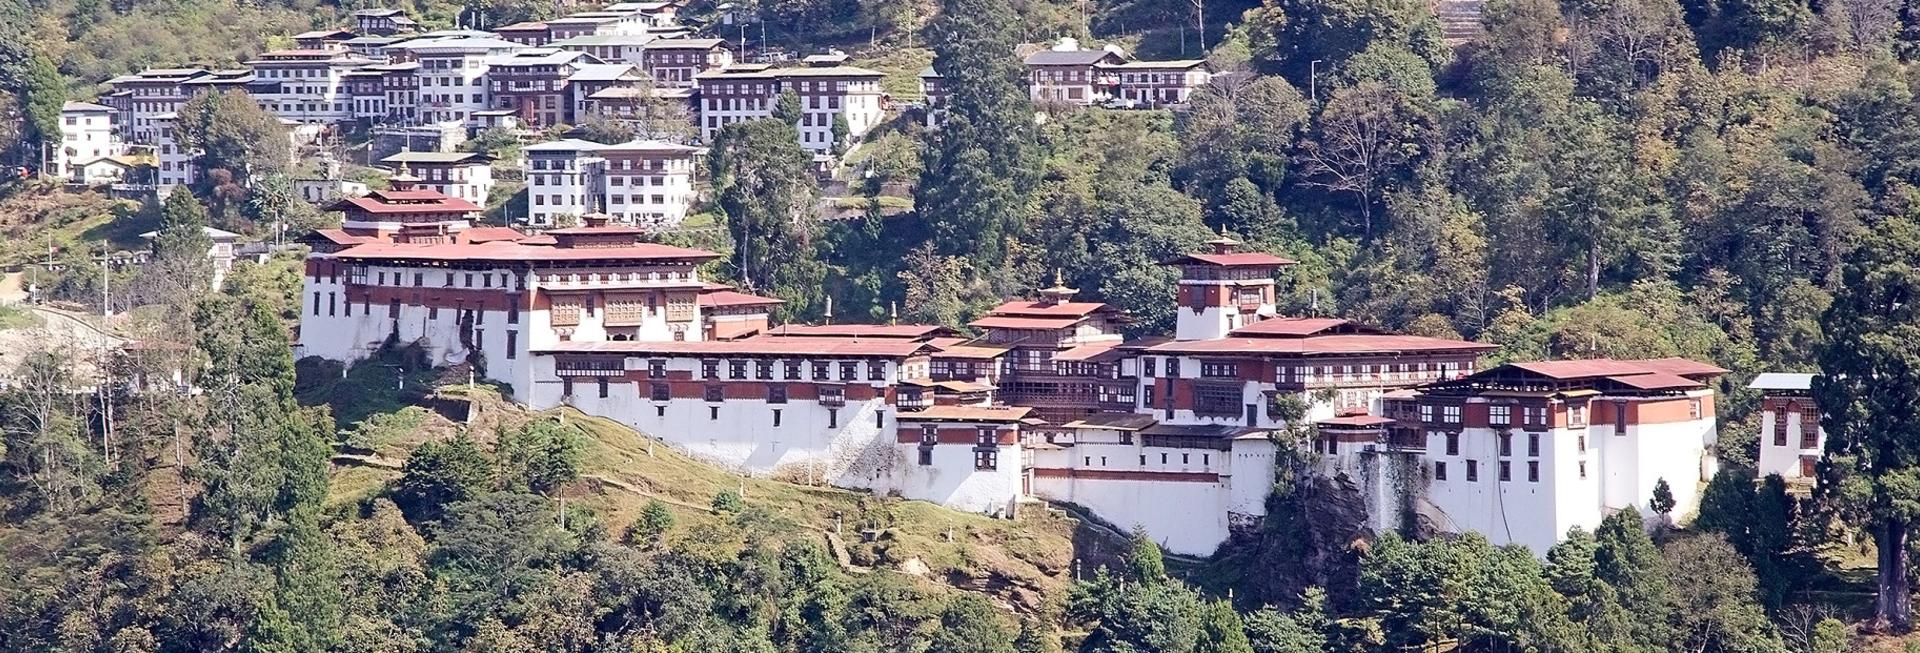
(1594, 508, 1675, 647)
(712, 488, 746, 514)
(917, 0, 1040, 271)
(174, 89, 292, 183)
(496, 418, 583, 495)
(1663, 534, 1785, 653)
(21, 51, 62, 154)
(1243, 592, 1328, 653)
(709, 118, 824, 318)
(929, 594, 1016, 653)
(627, 499, 675, 548)
(1650, 478, 1676, 517)
(1197, 600, 1256, 653)
(1813, 216, 1920, 630)
(1244, 0, 1447, 86)
(1122, 525, 1167, 583)
(392, 433, 495, 525)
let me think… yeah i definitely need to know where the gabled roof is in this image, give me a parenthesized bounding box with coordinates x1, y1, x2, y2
(897, 405, 1033, 422)
(699, 290, 784, 308)
(524, 138, 607, 152)
(569, 63, 643, 81)
(1148, 334, 1496, 356)
(1162, 251, 1296, 267)
(62, 101, 114, 113)
(1507, 358, 1728, 380)
(1062, 412, 1158, 431)
(645, 38, 727, 49)
(1229, 317, 1382, 338)
(1106, 59, 1209, 70)
(1748, 372, 1816, 391)
(381, 151, 492, 165)
(985, 300, 1109, 318)
(1319, 414, 1395, 427)
(968, 316, 1082, 330)
(1025, 50, 1125, 66)
(1602, 372, 1704, 391)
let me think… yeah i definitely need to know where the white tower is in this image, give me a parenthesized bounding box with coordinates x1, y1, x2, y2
(1166, 232, 1293, 341)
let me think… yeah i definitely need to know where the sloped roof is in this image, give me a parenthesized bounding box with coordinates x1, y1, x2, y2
(1149, 334, 1496, 356)
(1025, 50, 1124, 66)
(1749, 372, 1816, 391)
(898, 405, 1033, 422)
(766, 324, 948, 339)
(1163, 251, 1296, 267)
(985, 300, 1108, 318)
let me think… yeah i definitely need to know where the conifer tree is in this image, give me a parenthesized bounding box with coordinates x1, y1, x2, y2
(709, 118, 824, 318)
(1815, 215, 1920, 631)
(1593, 508, 1675, 647)
(917, 0, 1039, 272)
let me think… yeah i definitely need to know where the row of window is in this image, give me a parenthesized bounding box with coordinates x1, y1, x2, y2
(1078, 452, 1212, 467)
(694, 359, 889, 382)
(1435, 431, 1566, 457)
(1435, 459, 1568, 482)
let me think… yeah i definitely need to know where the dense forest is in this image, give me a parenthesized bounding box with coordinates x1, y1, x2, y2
(5, 0, 1920, 648)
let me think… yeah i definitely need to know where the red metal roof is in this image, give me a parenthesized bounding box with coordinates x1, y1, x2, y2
(931, 345, 1010, 360)
(1163, 252, 1297, 267)
(334, 241, 717, 263)
(1228, 317, 1373, 337)
(535, 335, 929, 357)
(461, 226, 528, 243)
(766, 324, 949, 338)
(1603, 372, 1704, 390)
(985, 300, 1109, 318)
(698, 290, 784, 308)
(1148, 334, 1497, 356)
(1509, 358, 1727, 380)
(968, 315, 1082, 330)
(331, 195, 482, 214)
(1054, 343, 1120, 361)
(305, 229, 374, 245)
(547, 225, 652, 235)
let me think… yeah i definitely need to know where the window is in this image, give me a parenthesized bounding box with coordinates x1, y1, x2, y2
(1578, 435, 1587, 453)
(918, 448, 934, 465)
(784, 361, 801, 380)
(650, 382, 669, 401)
(876, 411, 885, 428)
(1201, 361, 1238, 377)
(1528, 461, 1540, 482)
(1420, 405, 1434, 422)
(704, 385, 723, 402)
(975, 450, 998, 471)
(976, 427, 997, 446)
(1434, 461, 1448, 480)
(729, 360, 747, 379)
(1466, 460, 1479, 482)
(1499, 434, 1512, 457)
(1569, 404, 1588, 427)
(1489, 405, 1511, 426)
(388, 298, 401, 318)
(920, 425, 938, 445)
(812, 361, 831, 379)
(1445, 433, 1460, 456)
(1142, 357, 1157, 377)
(597, 377, 609, 398)
(647, 359, 667, 378)
(701, 359, 719, 379)
(1193, 383, 1243, 417)
(1498, 461, 1511, 482)
(1528, 434, 1540, 457)
(505, 331, 517, 359)
(827, 409, 838, 429)
(868, 362, 888, 381)
(755, 360, 772, 380)
(767, 384, 787, 404)
(1442, 405, 1462, 423)
(1524, 406, 1546, 425)
(1690, 399, 1703, 420)
(840, 362, 858, 380)
(710, 406, 719, 420)
(1578, 461, 1588, 479)
(772, 409, 782, 427)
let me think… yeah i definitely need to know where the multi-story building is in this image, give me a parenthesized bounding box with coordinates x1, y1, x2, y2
(381, 151, 495, 206)
(106, 68, 209, 144)
(1371, 358, 1725, 554)
(1751, 372, 1822, 481)
(292, 29, 357, 50)
(245, 49, 377, 125)
(551, 33, 657, 65)
(568, 63, 648, 119)
(1024, 46, 1124, 105)
(494, 21, 554, 47)
(523, 138, 702, 228)
(485, 48, 598, 126)
(643, 38, 731, 88)
(694, 61, 885, 153)
(396, 37, 524, 125)
(523, 139, 606, 227)
(918, 66, 945, 126)
(545, 11, 653, 41)
(54, 101, 122, 181)
(151, 112, 196, 194)
(1110, 60, 1213, 107)
(354, 8, 419, 36)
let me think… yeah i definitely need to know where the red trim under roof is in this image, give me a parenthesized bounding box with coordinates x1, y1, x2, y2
(897, 405, 1033, 422)
(968, 316, 1082, 330)
(535, 336, 929, 357)
(1319, 415, 1396, 427)
(767, 324, 948, 338)
(1148, 334, 1497, 356)
(698, 290, 784, 308)
(330, 195, 482, 214)
(335, 241, 717, 263)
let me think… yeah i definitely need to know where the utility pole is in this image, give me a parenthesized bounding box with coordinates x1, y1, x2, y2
(1310, 60, 1322, 102)
(98, 246, 110, 317)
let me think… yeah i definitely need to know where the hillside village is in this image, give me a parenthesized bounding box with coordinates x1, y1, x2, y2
(7, 0, 1920, 650)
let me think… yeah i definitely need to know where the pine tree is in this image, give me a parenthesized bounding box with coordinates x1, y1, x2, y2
(1122, 525, 1166, 583)
(1650, 478, 1676, 517)
(709, 118, 824, 318)
(1814, 215, 1920, 631)
(917, 0, 1040, 271)
(392, 432, 495, 525)
(1593, 508, 1675, 647)
(1197, 600, 1256, 653)
(21, 51, 62, 155)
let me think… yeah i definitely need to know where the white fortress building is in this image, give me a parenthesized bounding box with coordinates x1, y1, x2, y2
(295, 197, 1730, 556)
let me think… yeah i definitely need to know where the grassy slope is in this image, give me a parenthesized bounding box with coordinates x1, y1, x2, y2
(0, 185, 155, 267)
(324, 382, 1091, 607)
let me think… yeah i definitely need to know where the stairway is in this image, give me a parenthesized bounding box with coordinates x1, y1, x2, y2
(1436, 0, 1486, 46)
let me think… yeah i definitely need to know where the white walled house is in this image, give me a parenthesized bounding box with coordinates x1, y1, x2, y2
(694, 61, 887, 153)
(523, 139, 607, 227)
(381, 151, 495, 206)
(1751, 372, 1822, 481)
(55, 101, 123, 180)
(524, 138, 703, 229)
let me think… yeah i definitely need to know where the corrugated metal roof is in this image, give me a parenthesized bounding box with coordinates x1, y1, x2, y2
(1748, 372, 1817, 391)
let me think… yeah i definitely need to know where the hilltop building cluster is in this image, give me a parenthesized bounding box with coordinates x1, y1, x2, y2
(294, 181, 1732, 556)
